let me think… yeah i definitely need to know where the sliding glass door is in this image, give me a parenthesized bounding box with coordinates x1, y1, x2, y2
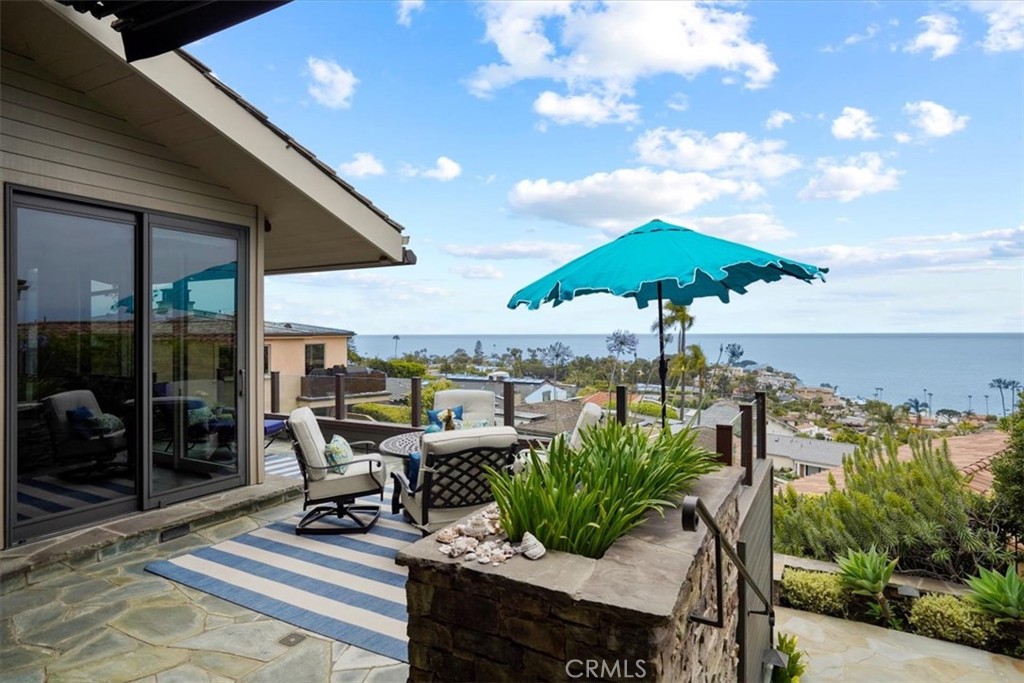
(149, 222, 245, 501)
(6, 189, 247, 544)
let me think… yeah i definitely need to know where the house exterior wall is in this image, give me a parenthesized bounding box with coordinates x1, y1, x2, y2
(264, 336, 350, 377)
(0, 52, 263, 547)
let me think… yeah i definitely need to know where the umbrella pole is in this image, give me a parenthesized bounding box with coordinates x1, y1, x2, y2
(658, 282, 667, 429)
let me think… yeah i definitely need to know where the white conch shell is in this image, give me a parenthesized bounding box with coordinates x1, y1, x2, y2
(520, 532, 546, 560)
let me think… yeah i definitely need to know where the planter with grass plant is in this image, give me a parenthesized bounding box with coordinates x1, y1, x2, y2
(396, 418, 775, 682)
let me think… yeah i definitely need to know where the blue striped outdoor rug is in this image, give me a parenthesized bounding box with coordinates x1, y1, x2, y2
(146, 488, 420, 662)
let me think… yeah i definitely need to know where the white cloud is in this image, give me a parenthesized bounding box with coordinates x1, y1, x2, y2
(904, 14, 961, 59)
(790, 226, 1022, 276)
(405, 156, 462, 181)
(338, 152, 385, 177)
(831, 107, 880, 140)
(533, 91, 640, 126)
(306, 57, 358, 109)
(845, 23, 881, 46)
(679, 213, 796, 242)
(508, 167, 759, 231)
(894, 132, 912, 144)
(967, 1, 1024, 53)
(635, 128, 801, 179)
(904, 101, 969, 137)
(444, 241, 583, 262)
(397, 0, 425, 27)
(765, 110, 794, 130)
(799, 153, 903, 202)
(666, 93, 689, 112)
(452, 264, 506, 280)
(467, 2, 776, 121)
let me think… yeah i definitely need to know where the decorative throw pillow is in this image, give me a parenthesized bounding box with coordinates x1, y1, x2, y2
(66, 406, 95, 438)
(323, 434, 353, 475)
(427, 405, 463, 429)
(87, 413, 124, 435)
(406, 451, 421, 489)
(467, 419, 490, 429)
(187, 406, 215, 427)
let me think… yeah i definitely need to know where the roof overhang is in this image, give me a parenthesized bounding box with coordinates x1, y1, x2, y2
(2, 0, 414, 274)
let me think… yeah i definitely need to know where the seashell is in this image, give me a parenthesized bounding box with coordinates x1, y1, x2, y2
(466, 516, 489, 539)
(520, 532, 546, 560)
(455, 524, 468, 536)
(492, 561, 501, 566)
(439, 545, 453, 556)
(436, 527, 458, 544)
(477, 552, 492, 564)
(465, 552, 477, 562)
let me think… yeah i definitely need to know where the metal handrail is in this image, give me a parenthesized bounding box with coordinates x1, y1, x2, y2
(681, 495, 775, 629)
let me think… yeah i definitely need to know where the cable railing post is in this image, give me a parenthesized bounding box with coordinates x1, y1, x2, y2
(411, 377, 422, 427)
(755, 391, 767, 460)
(740, 403, 753, 486)
(716, 424, 734, 466)
(616, 384, 627, 425)
(503, 380, 515, 427)
(334, 371, 347, 420)
(270, 371, 280, 413)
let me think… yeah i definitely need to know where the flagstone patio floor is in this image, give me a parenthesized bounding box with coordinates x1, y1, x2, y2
(2, 442, 1021, 681)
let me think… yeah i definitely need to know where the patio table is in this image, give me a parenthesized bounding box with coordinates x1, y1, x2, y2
(378, 431, 424, 460)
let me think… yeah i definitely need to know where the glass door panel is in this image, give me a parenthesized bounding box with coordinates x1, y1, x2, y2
(150, 228, 242, 496)
(13, 204, 136, 535)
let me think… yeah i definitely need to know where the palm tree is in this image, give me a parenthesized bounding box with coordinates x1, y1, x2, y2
(392, 334, 400, 358)
(651, 303, 695, 400)
(904, 397, 929, 427)
(990, 378, 1011, 416)
(1009, 380, 1022, 412)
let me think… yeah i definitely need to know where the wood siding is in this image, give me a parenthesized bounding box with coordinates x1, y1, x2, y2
(1, 50, 256, 226)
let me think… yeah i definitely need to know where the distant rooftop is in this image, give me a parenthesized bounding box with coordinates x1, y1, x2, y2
(265, 321, 354, 337)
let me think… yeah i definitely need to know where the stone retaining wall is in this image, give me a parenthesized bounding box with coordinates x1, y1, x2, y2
(396, 467, 747, 682)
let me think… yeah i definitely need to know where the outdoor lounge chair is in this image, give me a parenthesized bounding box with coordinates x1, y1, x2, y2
(41, 389, 128, 471)
(287, 407, 386, 535)
(431, 389, 496, 427)
(391, 425, 518, 534)
(515, 402, 604, 472)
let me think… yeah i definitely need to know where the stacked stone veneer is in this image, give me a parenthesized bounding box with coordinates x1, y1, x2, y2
(396, 466, 746, 682)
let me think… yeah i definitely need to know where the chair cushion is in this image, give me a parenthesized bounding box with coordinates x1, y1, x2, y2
(308, 455, 385, 500)
(570, 403, 604, 451)
(324, 434, 353, 474)
(287, 407, 328, 480)
(421, 425, 519, 457)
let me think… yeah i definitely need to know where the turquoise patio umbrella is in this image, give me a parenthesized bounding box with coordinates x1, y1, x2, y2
(507, 219, 828, 426)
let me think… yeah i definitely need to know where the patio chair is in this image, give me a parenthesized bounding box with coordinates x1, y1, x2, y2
(431, 389, 496, 427)
(41, 389, 128, 471)
(391, 425, 518, 534)
(515, 402, 604, 472)
(287, 407, 386, 535)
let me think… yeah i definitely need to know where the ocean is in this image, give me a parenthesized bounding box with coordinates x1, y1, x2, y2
(353, 333, 1024, 415)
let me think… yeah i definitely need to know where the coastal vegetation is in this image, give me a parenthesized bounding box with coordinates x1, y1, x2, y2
(774, 437, 1011, 581)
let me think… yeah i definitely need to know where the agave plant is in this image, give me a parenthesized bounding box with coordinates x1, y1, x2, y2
(965, 566, 1024, 624)
(485, 419, 720, 559)
(835, 546, 898, 625)
(771, 632, 807, 683)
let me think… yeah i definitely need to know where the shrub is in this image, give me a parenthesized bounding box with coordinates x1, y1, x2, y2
(908, 594, 995, 649)
(485, 420, 720, 559)
(965, 566, 1024, 623)
(991, 391, 1024, 539)
(771, 632, 807, 683)
(779, 568, 848, 617)
(349, 403, 410, 423)
(774, 436, 1011, 581)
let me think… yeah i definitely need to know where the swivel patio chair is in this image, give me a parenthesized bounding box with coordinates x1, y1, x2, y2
(391, 425, 519, 534)
(514, 402, 604, 472)
(287, 407, 386, 535)
(41, 389, 128, 473)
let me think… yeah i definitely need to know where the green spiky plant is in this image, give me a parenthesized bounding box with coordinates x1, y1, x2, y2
(965, 566, 1023, 623)
(485, 419, 721, 559)
(771, 632, 807, 683)
(835, 546, 899, 627)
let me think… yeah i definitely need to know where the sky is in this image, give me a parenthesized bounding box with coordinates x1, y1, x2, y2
(187, 0, 1024, 336)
